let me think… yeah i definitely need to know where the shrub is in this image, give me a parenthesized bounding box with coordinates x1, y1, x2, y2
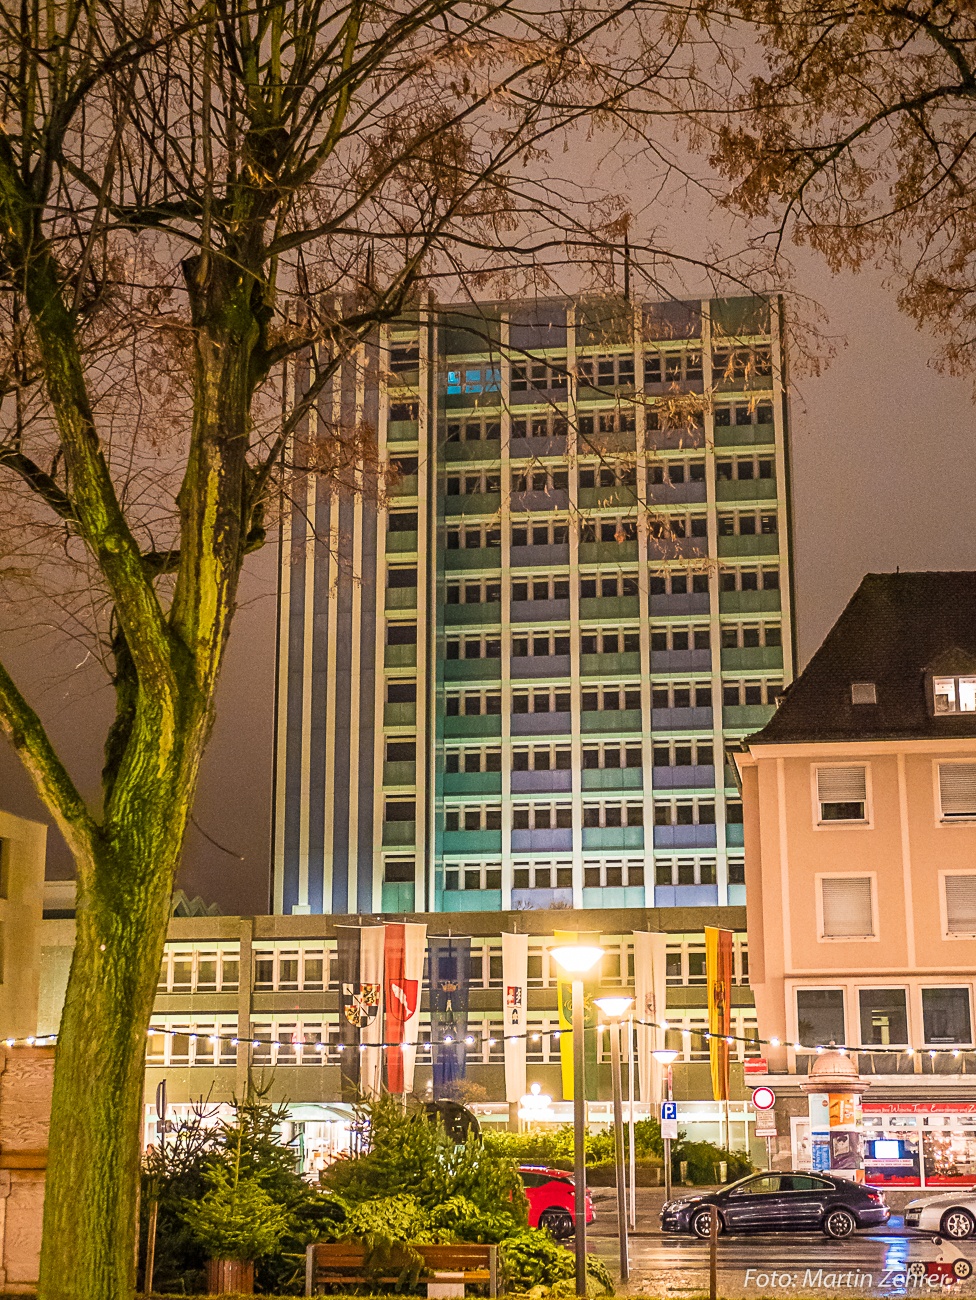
(501, 1230, 613, 1297)
(185, 1165, 290, 1261)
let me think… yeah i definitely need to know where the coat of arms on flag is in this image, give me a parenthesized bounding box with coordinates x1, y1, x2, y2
(386, 978, 419, 1026)
(505, 985, 523, 1025)
(343, 982, 380, 1027)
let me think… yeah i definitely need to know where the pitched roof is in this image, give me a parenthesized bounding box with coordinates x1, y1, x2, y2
(751, 572, 976, 744)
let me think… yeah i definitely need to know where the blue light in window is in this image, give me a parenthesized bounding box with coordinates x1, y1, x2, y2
(464, 368, 482, 393)
(447, 370, 462, 395)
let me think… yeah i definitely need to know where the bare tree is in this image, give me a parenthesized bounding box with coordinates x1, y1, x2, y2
(0, 0, 718, 1294)
(705, 0, 976, 378)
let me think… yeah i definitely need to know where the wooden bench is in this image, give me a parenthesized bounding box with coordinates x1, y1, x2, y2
(305, 1240, 499, 1296)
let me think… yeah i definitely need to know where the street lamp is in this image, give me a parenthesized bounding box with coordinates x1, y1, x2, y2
(550, 944, 605, 1299)
(594, 995, 634, 1283)
(653, 1047, 679, 1203)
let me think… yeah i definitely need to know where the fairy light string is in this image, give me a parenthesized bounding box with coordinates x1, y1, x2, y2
(4, 1019, 972, 1060)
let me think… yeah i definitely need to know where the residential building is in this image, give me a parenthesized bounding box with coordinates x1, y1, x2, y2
(274, 294, 795, 916)
(736, 571, 976, 1185)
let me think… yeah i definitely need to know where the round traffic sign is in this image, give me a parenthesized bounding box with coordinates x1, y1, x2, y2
(752, 1085, 776, 1110)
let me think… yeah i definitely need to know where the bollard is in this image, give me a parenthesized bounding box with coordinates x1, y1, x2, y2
(708, 1204, 718, 1300)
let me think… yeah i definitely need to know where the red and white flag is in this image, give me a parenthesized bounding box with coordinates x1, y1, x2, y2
(384, 922, 426, 1093)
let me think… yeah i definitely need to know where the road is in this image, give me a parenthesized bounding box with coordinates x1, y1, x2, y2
(584, 1189, 976, 1295)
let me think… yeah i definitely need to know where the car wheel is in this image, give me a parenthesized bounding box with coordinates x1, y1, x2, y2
(691, 1208, 722, 1238)
(539, 1208, 574, 1240)
(941, 1209, 976, 1240)
(953, 1260, 974, 1280)
(823, 1208, 857, 1239)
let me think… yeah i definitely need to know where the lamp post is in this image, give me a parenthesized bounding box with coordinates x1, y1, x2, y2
(549, 944, 605, 1299)
(653, 1047, 679, 1203)
(594, 996, 634, 1284)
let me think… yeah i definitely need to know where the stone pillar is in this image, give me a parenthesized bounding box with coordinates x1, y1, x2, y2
(801, 1050, 868, 1183)
(0, 1046, 55, 1293)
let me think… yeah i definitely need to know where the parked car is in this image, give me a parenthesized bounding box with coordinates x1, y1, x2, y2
(905, 1192, 976, 1239)
(660, 1171, 889, 1239)
(519, 1166, 595, 1238)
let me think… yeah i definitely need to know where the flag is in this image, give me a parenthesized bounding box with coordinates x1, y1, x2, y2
(501, 932, 528, 1103)
(427, 936, 471, 1095)
(384, 921, 426, 1094)
(633, 931, 668, 1103)
(337, 925, 385, 1100)
(705, 926, 734, 1102)
(554, 929, 601, 1102)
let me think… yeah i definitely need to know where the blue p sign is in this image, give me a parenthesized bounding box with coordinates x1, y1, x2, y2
(661, 1100, 677, 1122)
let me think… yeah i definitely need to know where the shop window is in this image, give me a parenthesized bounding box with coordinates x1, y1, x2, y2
(858, 988, 908, 1047)
(820, 876, 874, 939)
(922, 988, 973, 1045)
(796, 989, 845, 1048)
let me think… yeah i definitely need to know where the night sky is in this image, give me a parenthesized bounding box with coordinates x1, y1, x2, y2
(2, 258, 975, 915)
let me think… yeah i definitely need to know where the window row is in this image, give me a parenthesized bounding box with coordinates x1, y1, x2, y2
(714, 400, 773, 426)
(717, 512, 778, 536)
(796, 985, 976, 1050)
(716, 456, 775, 482)
(438, 741, 723, 771)
(719, 567, 780, 592)
(653, 799, 716, 826)
(722, 680, 780, 707)
(158, 947, 241, 993)
(819, 872, 976, 941)
(445, 418, 501, 442)
(389, 680, 777, 710)
(653, 738, 713, 766)
(447, 365, 502, 395)
(720, 624, 782, 649)
(814, 763, 976, 825)
(146, 1022, 238, 1066)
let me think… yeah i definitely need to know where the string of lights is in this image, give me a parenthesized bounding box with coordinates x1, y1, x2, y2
(3, 1018, 973, 1060)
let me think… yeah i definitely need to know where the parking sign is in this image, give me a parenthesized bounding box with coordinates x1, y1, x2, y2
(661, 1100, 678, 1140)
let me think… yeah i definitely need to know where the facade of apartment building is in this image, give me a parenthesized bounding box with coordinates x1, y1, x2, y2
(737, 571, 976, 1186)
(274, 293, 795, 918)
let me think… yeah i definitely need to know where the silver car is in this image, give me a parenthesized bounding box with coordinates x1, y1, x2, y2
(905, 1192, 976, 1239)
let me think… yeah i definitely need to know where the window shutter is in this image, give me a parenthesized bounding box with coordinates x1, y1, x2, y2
(945, 875, 976, 936)
(817, 766, 867, 803)
(821, 876, 874, 939)
(939, 764, 976, 819)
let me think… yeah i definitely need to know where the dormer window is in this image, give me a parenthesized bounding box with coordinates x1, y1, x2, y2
(933, 675, 976, 714)
(851, 682, 876, 705)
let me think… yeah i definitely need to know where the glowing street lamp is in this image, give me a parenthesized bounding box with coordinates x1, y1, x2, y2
(595, 995, 634, 1283)
(550, 944, 604, 1298)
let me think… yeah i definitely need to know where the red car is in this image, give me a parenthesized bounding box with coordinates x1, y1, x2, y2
(519, 1165, 595, 1239)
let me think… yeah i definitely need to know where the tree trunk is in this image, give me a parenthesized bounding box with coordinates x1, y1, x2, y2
(38, 846, 177, 1300)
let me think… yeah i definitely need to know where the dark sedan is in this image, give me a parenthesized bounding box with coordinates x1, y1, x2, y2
(661, 1172, 889, 1239)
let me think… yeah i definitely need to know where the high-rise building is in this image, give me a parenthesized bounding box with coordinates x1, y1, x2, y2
(273, 294, 794, 917)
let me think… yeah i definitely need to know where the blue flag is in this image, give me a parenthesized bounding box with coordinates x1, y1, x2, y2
(427, 936, 471, 1095)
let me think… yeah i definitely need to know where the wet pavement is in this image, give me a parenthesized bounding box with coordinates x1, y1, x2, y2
(583, 1187, 976, 1296)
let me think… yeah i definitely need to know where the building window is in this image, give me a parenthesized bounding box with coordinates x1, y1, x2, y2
(512, 803, 573, 830)
(444, 863, 502, 892)
(650, 570, 710, 596)
(385, 799, 415, 823)
(720, 624, 781, 648)
(446, 365, 501, 395)
(583, 859, 644, 888)
(383, 858, 415, 884)
(577, 353, 636, 389)
(445, 636, 501, 661)
(581, 686, 642, 713)
(445, 471, 502, 497)
(583, 743, 643, 769)
(655, 857, 716, 887)
(820, 876, 874, 939)
(712, 400, 773, 426)
(944, 874, 976, 937)
(445, 690, 501, 717)
(445, 417, 500, 442)
(513, 746, 572, 771)
(446, 524, 502, 549)
(388, 510, 418, 533)
(653, 799, 715, 826)
(512, 414, 568, 439)
(512, 467, 569, 493)
(650, 626, 710, 651)
(578, 409, 637, 438)
(578, 518, 639, 545)
(858, 988, 908, 1047)
(796, 989, 845, 1048)
(922, 988, 973, 1045)
(728, 857, 745, 885)
(390, 342, 420, 372)
(512, 576, 571, 602)
(939, 764, 976, 820)
(716, 456, 775, 482)
(816, 765, 867, 822)
(582, 801, 643, 828)
(644, 350, 702, 386)
(719, 567, 779, 592)
(445, 580, 501, 606)
(386, 739, 415, 763)
(511, 520, 570, 548)
(653, 683, 711, 709)
(850, 682, 877, 705)
(579, 573, 639, 599)
(444, 805, 502, 832)
(511, 360, 568, 392)
(386, 623, 417, 646)
(648, 513, 707, 539)
(511, 689, 572, 716)
(387, 681, 417, 704)
(722, 679, 780, 707)
(717, 511, 778, 536)
(512, 632, 572, 658)
(933, 676, 976, 714)
(445, 747, 502, 773)
(513, 862, 573, 890)
(712, 345, 772, 384)
(387, 566, 417, 589)
(649, 461, 706, 486)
